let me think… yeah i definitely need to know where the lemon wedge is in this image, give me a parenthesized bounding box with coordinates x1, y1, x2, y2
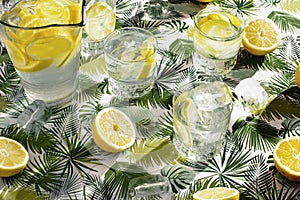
(92, 107, 136, 152)
(173, 93, 195, 147)
(136, 38, 156, 80)
(0, 137, 29, 177)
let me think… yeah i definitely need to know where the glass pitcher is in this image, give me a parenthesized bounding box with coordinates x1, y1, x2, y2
(0, 0, 85, 105)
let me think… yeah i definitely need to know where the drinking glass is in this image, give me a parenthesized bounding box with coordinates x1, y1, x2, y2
(104, 27, 157, 98)
(172, 81, 233, 161)
(81, 0, 116, 72)
(0, 0, 84, 105)
(193, 6, 244, 76)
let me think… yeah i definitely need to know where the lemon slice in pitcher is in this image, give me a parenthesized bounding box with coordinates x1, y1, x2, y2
(26, 36, 72, 60)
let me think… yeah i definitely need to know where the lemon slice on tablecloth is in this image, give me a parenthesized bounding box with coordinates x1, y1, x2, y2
(0, 137, 29, 177)
(273, 136, 300, 181)
(92, 107, 136, 152)
(85, 2, 115, 41)
(193, 187, 240, 200)
(242, 18, 280, 56)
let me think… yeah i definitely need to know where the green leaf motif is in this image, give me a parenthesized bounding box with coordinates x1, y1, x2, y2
(82, 174, 104, 200)
(180, 139, 254, 190)
(268, 11, 300, 34)
(280, 118, 300, 138)
(161, 164, 195, 193)
(163, 20, 189, 33)
(242, 153, 273, 199)
(280, 0, 300, 13)
(129, 138, 179, 168)
(215, 0, 257, 16)
(0, 62, 19, 96)
(262, 94, 300, 121)
(102, 162, 149, 199)
(169, 38, 194, 62)
(232, 117, 280, 152)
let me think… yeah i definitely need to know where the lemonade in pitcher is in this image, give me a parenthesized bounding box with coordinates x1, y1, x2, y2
(0, 0, 83, 105)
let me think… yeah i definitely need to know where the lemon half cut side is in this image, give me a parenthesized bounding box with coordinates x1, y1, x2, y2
(92, 107, 136, 152)
(242, 18, 280, 56)
(193, 187, 240, 200)
(273, 136, 300, 181)
(0, 137, 29, 177)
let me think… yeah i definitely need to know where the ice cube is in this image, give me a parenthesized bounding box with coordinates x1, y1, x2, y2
(17, 100, 52, 133)
(129, 174, 173, 200)
(190, 81, 233, 124)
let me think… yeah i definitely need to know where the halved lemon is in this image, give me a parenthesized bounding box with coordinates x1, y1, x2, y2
(0, 137, 29, 177)
(193, 187, 240, 200)
(242, 18, 281, 56)
(92, 107, 136, 152)
(295, 64, 300, 89)
(273, 136, 300, 181)
(84, 2, 115, 41)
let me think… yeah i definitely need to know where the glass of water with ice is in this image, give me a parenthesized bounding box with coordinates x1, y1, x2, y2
(172, 81, 233, 161)
(103, 27, 157, 98)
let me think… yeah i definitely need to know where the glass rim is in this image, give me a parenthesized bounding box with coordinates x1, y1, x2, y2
(103, 27, 158, 63)
(0, 0, 85, 30)
(194, 7, 245, 41)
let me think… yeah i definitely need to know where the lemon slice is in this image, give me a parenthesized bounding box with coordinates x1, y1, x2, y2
(242, 18, 280, 56)
(273, 136, 300, 181)
(92, 107, 136, 152)
(295, 64, 300, 89)
(173, 94, 195, 147)
(35, 0, 67, 19)
(3, 39, 27, 67)
(26, 37, 72, 60)
(136, 38, 156, 80)
(200, 20, 235, 38)
(193, 187, 240, 200)
(85, 2, 116, 41)
(0, 137, 29, 177)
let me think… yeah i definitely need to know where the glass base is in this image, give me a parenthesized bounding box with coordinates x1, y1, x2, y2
(173, 134, 225, 161)
(109, 77, 154, 99)
(23, 79, 78, 107)
(193, 53, 237, 76)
